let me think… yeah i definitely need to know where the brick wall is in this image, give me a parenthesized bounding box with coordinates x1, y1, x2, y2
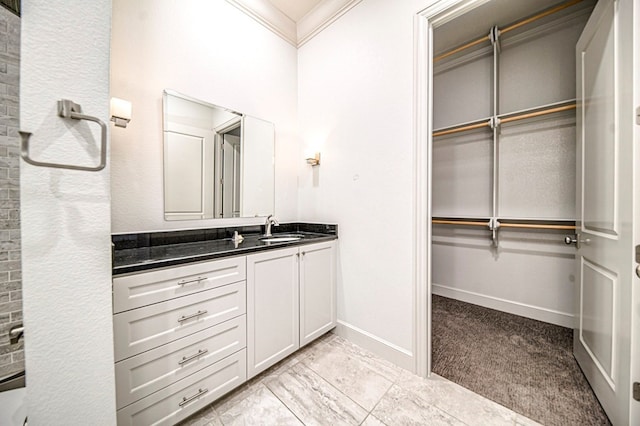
(0, 6, 22, 378)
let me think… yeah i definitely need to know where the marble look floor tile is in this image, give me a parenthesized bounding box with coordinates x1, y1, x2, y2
(396, 371, 541, 426)
(302, 342, 393, 411)
(217, 384, 302, 426)
(178, 406, 223, 426)
(213, 375, 265, 416)
(253, 350, 304, 383)
(325, 336, 404, 382)
(265, 362, 368, 426)
(361, 414, 388, 426)
(372, 384, 467, 426)
(295, 331, 337, 358)
(212, 334, 334, 419)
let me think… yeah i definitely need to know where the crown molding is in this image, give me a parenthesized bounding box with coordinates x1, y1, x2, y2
(297, 0, 362, 47)
(226, 0, 362, 48)
(226, 0, 298, 46)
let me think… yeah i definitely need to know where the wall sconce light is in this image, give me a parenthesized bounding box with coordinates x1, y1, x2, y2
(110, 97, 132, 128)
(306, 152, 321, 166)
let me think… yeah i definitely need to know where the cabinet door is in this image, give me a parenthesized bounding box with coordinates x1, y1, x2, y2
(300, 241, 337, 346)
(246, 247, 299, 378)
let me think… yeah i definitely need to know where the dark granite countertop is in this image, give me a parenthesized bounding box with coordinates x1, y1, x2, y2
(112, 223, 337, 275)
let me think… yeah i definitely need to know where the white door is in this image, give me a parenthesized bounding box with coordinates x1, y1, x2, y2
(632, 0, 640, 421)
(574, 0, 635, 424)
(222, 133, 241, 217)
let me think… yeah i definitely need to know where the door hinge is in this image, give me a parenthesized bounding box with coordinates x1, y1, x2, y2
(634, 382, 640, 401)
(636, 106, 640, 125)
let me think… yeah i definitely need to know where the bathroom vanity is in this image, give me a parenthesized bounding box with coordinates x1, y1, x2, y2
(111, 224, 337, 425)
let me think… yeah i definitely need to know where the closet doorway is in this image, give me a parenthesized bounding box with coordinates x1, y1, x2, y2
(416, 0, 640, 424)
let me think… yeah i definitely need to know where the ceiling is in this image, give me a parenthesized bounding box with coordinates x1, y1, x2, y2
(268, 0, 324, 22)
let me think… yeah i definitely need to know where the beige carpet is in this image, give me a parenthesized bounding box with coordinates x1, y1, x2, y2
(432, 295, 610, 426)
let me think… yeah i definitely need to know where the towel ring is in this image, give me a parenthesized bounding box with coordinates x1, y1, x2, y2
(20, 99, 107, 172)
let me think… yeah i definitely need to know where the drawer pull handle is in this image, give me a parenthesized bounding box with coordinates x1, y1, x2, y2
(178, 388, 209, 408)
(178, 349, 209, 366)
(178, 276, 205, 286)
(177, 310, 208, 323)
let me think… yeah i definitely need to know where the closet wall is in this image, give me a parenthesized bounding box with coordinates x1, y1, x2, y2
(431, 0, 596, 327)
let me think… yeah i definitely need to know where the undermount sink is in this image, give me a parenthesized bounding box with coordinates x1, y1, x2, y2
(259, 234, 304, 243)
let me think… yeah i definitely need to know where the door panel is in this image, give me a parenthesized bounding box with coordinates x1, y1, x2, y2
(582, 1, 616, 235)
(580, 258, 616, 384)
(575, 0, 633, 424)
(164, 132, 204, 215)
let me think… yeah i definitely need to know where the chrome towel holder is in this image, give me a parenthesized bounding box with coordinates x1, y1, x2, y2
(19, 99, 107, 172)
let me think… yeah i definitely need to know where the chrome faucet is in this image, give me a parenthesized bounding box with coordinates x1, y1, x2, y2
(264, 215, 279, 237)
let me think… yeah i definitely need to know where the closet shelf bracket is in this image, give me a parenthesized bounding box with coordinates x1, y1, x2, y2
(489, 217, 500, 246)
(489, 26, 501, 52)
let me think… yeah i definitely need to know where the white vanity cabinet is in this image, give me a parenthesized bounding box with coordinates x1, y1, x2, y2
(299, 241, 337, 346)
(246, 241, 337, 378)
(113, 238, 337, 424)
(112, 257, 248, 426)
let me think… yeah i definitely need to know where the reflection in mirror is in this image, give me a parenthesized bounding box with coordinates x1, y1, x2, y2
(162, 90, 275, 221)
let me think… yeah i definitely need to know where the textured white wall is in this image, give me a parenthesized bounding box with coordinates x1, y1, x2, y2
(20, 0, 116, 424)
(432, 229, 576, 327)
(297, 0, 432, 360)
(296, 0, 583, 365)
(110, 0, 299, 233)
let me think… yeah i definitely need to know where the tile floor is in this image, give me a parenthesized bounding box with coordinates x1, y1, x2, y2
(179, 333, 540, 426)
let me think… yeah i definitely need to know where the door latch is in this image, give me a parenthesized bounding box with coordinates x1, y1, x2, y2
(634, 382, 640, 401)
(564, 234, 591, 249)
(565, 234, 581, 249)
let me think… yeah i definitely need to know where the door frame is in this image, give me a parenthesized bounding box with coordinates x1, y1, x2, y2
(631, 0, 640, 421)
(411, 0, 491, 378)
(414, 2, 640, 423)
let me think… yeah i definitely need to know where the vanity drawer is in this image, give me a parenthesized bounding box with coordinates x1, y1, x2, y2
(116, 349, 246, 426)
(113, 256, 246, 313)
(113, 282, 246, 361)
(115, 315, 246, 409)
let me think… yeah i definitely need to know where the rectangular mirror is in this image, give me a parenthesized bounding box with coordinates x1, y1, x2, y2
(163, 89, 275, 220)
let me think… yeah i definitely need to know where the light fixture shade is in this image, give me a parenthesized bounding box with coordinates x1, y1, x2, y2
(110, 97, 132, 128)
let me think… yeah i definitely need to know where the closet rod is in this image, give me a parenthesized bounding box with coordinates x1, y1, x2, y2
(501, 0, 583, 35)
(433, 35, 489, 63)
(432, 219, 488, 227)
(501, 104, 576, 124)
(433, 0, 584, 63)
(432, 121, 489, 137)
(499, 223, 576, 231)
(432, 103, 576, 137)
(432, 219, 576, 231)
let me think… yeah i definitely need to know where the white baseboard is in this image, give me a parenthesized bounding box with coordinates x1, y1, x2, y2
(432, 284, 575, 328)
(333, 321, 414, 372)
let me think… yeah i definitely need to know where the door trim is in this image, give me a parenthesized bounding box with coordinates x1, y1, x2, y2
(412, 0, 491, 378)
